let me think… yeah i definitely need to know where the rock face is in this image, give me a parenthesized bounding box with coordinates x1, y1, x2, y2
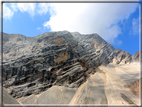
(127, 78, 142, 96)
(2, 31, 141, 99)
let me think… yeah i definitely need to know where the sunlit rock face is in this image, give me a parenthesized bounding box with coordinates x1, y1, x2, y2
(2, 31, 140, 99)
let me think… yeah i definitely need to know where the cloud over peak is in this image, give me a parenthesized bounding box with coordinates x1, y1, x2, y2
(3, 4, 14, 19)
(43, 3, 139, 44)
(3, 3, 139, 45)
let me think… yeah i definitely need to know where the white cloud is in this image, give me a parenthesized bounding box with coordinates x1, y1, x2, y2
(11, 3, 18, 12)
(37, 3, 50, 15)
(43, 3, 139, 44)
(117, 40, 122, 46)
(3, 3, 36, 19)
(37, 27, 41, 30)
(17, 3, 36, 18)
(114, 39, 122, 46)
(3, 3, 139, 45)
(3, 3, 14, 19)
(4, 3, 52, 19)
(132, 17, 139, 35)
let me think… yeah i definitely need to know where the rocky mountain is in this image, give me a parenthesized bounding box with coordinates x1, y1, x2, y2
(1, 31, 141, 104)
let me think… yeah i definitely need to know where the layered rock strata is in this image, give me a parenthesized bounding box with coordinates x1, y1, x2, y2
(2, 31, 140, 98)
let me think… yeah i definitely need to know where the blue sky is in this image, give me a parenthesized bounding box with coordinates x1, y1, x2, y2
(3, 3, 140, 55)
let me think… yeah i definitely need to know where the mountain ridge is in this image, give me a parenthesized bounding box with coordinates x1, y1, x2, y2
(2, 31, 141, 101)
(2, 31, 139, 56)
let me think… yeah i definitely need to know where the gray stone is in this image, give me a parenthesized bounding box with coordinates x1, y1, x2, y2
(2, 31, 141, 99)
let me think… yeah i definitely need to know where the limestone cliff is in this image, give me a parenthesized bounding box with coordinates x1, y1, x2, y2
(2, 31, 140, 99)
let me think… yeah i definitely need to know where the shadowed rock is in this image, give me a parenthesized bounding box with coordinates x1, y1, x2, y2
(2, 31, 141, 99)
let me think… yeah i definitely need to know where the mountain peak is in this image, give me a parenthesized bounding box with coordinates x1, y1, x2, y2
(2, 31, 140, 100)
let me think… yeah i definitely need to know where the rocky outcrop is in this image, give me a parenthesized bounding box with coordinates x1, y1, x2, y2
(105, 49, 141, 65)
(126, 77, 142, 96)
(2, 31, 140, 99)
(132, 51, 141, 62)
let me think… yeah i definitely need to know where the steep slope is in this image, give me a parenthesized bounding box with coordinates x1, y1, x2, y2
(17, 62, 140, 105)
(2, 31, 115, 99)
(2, 31, 141, 103)
(16, 86, 77, 104)
(2, 87, 20, 105)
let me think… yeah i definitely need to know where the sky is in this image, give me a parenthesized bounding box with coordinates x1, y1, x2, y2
(3, 2, 140, 55)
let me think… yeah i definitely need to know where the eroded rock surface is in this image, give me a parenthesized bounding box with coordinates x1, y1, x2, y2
(2, 31, 141, 99)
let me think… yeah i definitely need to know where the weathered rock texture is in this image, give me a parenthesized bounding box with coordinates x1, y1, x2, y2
(2, 31, 141, 99)
(126, 77, 142, 96)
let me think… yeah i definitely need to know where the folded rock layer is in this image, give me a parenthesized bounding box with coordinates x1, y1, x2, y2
(2, 31, 141, 99)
